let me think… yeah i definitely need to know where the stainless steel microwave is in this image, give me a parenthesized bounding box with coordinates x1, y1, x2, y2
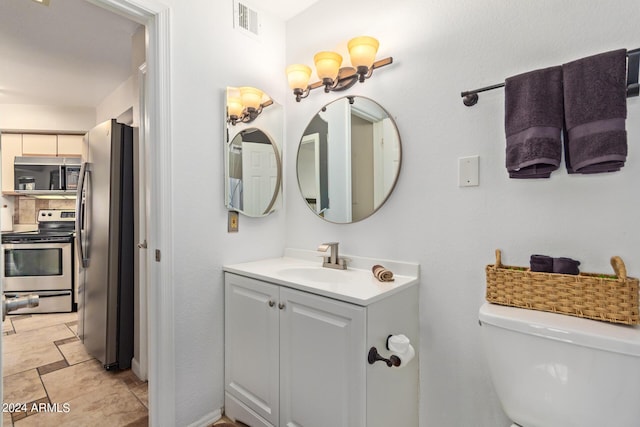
(14, 156, 81, 193)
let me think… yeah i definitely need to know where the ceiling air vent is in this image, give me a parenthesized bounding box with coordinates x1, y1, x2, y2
(233, 1, 259, 38)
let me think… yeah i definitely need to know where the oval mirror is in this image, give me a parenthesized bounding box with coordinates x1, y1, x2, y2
(296, 96, 401, 223)
(225, 87, 283, 217)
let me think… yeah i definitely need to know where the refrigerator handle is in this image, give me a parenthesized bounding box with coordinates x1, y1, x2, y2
(75, 162, 90, 268)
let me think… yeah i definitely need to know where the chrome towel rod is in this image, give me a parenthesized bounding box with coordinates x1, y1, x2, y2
(461, 48, 640, 106)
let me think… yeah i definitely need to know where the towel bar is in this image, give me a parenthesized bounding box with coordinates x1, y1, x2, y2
(461, 48, 640, 106)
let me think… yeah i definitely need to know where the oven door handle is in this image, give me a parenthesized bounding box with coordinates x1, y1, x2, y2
(5, 292, 69, 299)
(75, 162, 91, 268)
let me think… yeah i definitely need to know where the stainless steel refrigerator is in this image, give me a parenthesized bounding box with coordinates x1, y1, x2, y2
(75, 119, 134, 370)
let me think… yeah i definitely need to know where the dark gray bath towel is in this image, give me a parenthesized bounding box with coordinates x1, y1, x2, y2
(563, 49, 628, 173)
(530, 254, 553, 272)
(552, 257, 581, 275)
(505, 66, 564, 178)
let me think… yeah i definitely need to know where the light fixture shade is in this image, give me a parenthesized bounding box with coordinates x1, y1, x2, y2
(286, 64, 312, 90)
(348, 36, 379, 68)
(314, 51, 343, 80)
(227, 96, 244, 117)
(239, 87, 263, 110)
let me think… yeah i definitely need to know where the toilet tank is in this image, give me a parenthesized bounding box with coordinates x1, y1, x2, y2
(479, 302, 640, 427)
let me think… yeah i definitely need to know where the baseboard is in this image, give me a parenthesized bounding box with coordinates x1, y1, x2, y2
(131, 357, 147, 381)
(186, 408, 223, 427)
(225, 392, 272, 427)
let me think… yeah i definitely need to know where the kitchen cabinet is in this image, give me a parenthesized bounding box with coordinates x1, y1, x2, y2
(1, 134, 24, 193)
(22, 134, 83, 157)
(224, 270, 418, 427)
(22, 134, 58, 156)
(1, 133, 84, 194)
(56, 134, 83, 157)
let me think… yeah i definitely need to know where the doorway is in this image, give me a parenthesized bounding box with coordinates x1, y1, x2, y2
(0, 0, 173, 425)
(91, 2, 174, 425)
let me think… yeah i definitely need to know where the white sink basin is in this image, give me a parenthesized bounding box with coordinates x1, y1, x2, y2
(277, 266, 364, 285)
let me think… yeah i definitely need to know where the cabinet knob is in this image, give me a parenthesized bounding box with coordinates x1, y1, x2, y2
(268, 300, 275, 307)
(278, 302, 286, 310)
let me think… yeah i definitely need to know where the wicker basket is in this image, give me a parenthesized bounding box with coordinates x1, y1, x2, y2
(485, 249, 640, 325)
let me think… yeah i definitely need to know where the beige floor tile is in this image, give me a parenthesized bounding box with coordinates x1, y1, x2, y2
(3, 410, 13, 426)
(5, 312, 148, 426)
(129, 382, 149, 409)
(3, 317, 15, 334)
(3, 343, 64, 377)
(213, 416, 245, 426)
(14, 382, 147, 427)
(3, 369, 47, 404)
(3, 324, 72, 377)
(4, 324, 74, 352)
(58, 340, 93, 365)
(113, 369, 146, 387)
(12, 312, 79, 333)
(123, 416, 149, 427)
(40, 359, 124, 404)
(65, 320, 78, 336)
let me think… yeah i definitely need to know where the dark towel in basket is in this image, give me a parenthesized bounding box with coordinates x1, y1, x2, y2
(530, 254, 553, 272)
(553, 257, 581, 275)
(563, 49, 628, 173)
(505, 66, 564, 178)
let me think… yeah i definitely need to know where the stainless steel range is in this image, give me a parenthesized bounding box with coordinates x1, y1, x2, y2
(2, 209, 76, 314)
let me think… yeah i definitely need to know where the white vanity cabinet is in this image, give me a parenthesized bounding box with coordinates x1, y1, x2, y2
(225, 274, 280, 426)
(225, 273, 366, 427)
(224, 258, 419, 427)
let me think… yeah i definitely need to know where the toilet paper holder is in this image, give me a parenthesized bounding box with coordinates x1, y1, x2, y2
(367, 334, 412, 368)
(368, 346, 401, 367)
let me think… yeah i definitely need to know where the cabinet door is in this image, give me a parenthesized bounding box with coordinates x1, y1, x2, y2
(57, 134, 83, 157)
(225, 274, 280, 426)
(1, 134, 23, 193)
(279, 287, 366, 427)
(22, 134, 57, 156)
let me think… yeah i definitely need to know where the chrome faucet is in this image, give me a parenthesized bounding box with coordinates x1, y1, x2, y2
(318, 242, 347, 270)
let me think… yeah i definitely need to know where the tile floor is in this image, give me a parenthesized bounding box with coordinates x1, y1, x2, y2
(211, 416, 246, 426)
(2, 312, 148, 426)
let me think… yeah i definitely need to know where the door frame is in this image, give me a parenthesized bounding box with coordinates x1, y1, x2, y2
(86, 0, 175, 425)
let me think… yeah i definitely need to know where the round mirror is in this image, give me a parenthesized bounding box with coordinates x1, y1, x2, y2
(296, 96, 401, 223)
(226, 127, 282, 216)
(225, 86, 283, 217)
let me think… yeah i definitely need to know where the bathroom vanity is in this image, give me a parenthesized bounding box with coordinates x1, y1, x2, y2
(223, 249, 419, 427)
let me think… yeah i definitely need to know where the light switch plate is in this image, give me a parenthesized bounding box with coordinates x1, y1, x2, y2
(228, 211, 239, 232)
(458, 155, 479, 187)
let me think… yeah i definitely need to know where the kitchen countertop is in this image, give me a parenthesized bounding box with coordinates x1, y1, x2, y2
(223, 248, 420, 306)
(11, 225, 38, 232)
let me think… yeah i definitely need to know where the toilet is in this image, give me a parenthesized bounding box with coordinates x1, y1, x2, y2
(478, 302, 640, 427)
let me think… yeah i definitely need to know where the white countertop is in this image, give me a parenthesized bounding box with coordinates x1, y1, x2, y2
(223, 248, 420, 306)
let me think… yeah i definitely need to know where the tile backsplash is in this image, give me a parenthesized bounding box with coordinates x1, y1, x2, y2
(14, 197, 75, 224)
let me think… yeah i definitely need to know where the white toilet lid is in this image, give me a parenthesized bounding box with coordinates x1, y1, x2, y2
(479, 302, 640, 357)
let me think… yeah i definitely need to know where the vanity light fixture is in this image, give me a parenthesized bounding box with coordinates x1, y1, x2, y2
(286, 36, 393, 102)
(227, 86, 273, 126)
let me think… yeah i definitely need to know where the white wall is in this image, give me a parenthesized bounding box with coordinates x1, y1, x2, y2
(96, 26, 145, 126)
(0, 104, 95, 132)
(285, 0, 640, 426)
(161, 1, 288, 425)
(96, 74, 135, 124)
